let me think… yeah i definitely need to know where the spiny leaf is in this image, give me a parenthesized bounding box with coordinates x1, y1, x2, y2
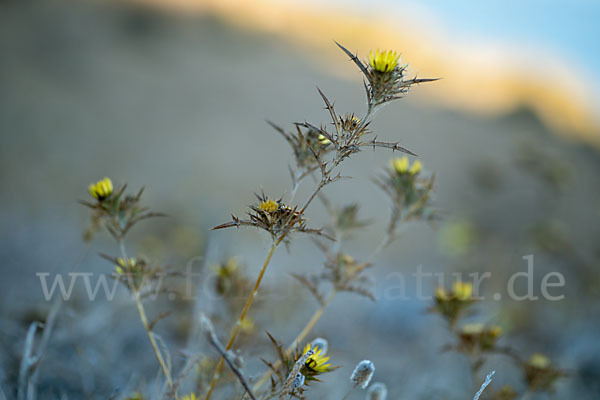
(335, 41, 370, 78)
(366, 138, 418, 156)
(316, 87, 341, 137)
(265, 330, 287, 366)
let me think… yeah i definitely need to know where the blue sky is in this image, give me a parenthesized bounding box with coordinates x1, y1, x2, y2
(410, 0, 600, 78)
(307, 0, 600, 92)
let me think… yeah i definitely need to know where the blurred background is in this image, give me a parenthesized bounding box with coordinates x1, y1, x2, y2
(1, 0, 600, 398)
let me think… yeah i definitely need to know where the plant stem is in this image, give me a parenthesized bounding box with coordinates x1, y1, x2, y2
(253, 222, 395, 393)
(204, 241, 280, 400)
(119, 240, 173, 389)
(289, 167, 315, 205)
(134, 294, 173, 388)
(301, 180, 326, 213)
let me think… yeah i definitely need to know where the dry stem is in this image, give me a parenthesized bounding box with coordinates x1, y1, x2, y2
(201, 314, 257, 400)
(204, 240, 281, 399)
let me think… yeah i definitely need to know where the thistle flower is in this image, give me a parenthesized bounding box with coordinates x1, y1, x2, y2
(391, 157, 409, 174)
(302, 343, 331, 374)
(391, 156, 422, 176)
(432, 281, 476, 326)
(434, 286, 450, 301)
(524, 353, 565, 392)
(366, 382, 387, 400)
(409, 160, 422, 174)
(376, 158, 436, 242)
(88, 177, 113, 201)
(339, 114, 362, 133)
(212, 258, 258, 318)
(268, 121, 333, 170)
(212, 192, 329, 242)
(81, 181, 165, 242)
(115, 257, 137, 275)
(105, 254, 177, 294)
(214, 257, 240, 277)
(369, 50, 400, 73)
(350, 360, 375, 389)
(337, 42, 437, 110)
(294, 88, 417, 174)
(459, 323, 502, 351)
(434, 281, 474, 302)
(494, 385, 518, 400)
(259, 198, 278, 213)
(529, 353, 551, 369)
(453, 281, 474, 301)
(214, 257, 245, 296)
(318, 133, 331, 145)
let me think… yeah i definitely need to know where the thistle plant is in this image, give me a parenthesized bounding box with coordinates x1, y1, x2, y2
(68, 38, 577, 400)
(432, 280, 477, 328)
(201, 42, 436, 399)
(81, 178, 176, 391)
(523, 353, 566, 393)
(65, 38, 578, 400)
(431, 279, 567, 398)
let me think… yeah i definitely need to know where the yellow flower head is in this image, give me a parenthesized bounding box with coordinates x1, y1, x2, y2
(259, 198, 278, 213)
(240, 317, 255, 333)
(434, 286, 450, 301)
(180, 394, 198, 400)
(340, 253, 355, 265)
(88, 177, 113, 200)
(529, 353, 551, 369)
(391, 157, 422, 175)
(214, 257, 240, 277)
(452, 281, 473, 301)
(489, 325, 502, 338)
(303, 343, 331, 373)
(409, 160, 422, 175)
(369, 50, 400, 73)
(318, 133, 331, 145)
(391, 157, 409, 174)
(340, 114, 361, 132)
(115, 257, 137, 275)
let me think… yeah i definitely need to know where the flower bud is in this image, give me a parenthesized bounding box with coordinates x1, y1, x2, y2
(351, 360, 375, 389)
